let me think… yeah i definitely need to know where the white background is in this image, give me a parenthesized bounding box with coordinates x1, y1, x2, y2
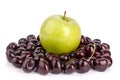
(0, 0, 120, 80)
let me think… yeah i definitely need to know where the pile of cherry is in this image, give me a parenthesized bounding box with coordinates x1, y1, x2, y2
(6, 34, 112, 75)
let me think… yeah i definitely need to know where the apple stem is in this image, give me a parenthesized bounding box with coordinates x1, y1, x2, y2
(63, 11, 66, 20)
(87, 43, 96, 61)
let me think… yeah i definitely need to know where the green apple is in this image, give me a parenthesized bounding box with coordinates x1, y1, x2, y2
(40, 14, 81, 55)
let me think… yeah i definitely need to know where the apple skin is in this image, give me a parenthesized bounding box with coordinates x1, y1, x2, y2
(40, 15, 81, 55)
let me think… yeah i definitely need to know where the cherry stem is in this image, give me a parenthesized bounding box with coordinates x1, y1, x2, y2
(63, 11, 66, 20)
(87, 43, 96, 61)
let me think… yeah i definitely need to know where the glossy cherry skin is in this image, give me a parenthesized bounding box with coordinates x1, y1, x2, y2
(6, 42, 18, 50)
(77, 58, 91, 73)
(11, 56, 23, 68)
(22, 57, 36, 72)
(36, 58, 50, 75)
(69, 52, 76, 58)
(64, 58, 76, 74)
(78, 45, 86, 50)
(93, 39, 101, 45)
(101, 56, 112, 68)
(86, 43, 95, 58)
(100, 43, 110, 50)
(6, 49, 16, 62)
(80, 35, 86, 45)
(21, 51, 31, 59)
(93, 58, 107, 72)
(19, 43, 27, 48)
(27, 42, 36, 51)
(85, 37, 92, 44)
(27, 34, 36, 41)
(50, 59, 62, 74)
(18, 38, 27, 44)
(93, 52, 101, 58)
(101, 49, 111, 57)
(45, 53, 59, 62)
(89, 57, 96, 68)
(15, 47, 26, 55)
(59, 54, 70, 62)
(75, 49, 86, 59)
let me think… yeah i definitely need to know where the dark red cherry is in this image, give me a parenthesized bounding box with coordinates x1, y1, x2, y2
(15, 47, 26, 55)
(6, 42, 18, 50)
(29, 39, 38, 45)
(27, 42, 36, 51)
(95, 44, 101, 52)
(50, 59, 62, 74)
(64, 58, 76, 74)
(89, 57, 96, 68)
(100, 43, 110, 50)
(21, 51, 31, 59)
(93, 58, 107, 72)
(93, 52, 101, 58)
(11, 56, 23, 68)
(80, 35, 86, 45)
(36, 58, 50, 75)
(75, 49, 86, 59)
(22, 57, 36, 72)
(77, 58, 91, 73)
(18, 38, 27, 44)
(69, 52, 76, 58)
(85, 37, 92, 44)
(27, 34, 36, 41)
(93, 39, 101, 45)
(6, 49, 16, 62)
(101, 49, 111, 57)
(86, 43, 95, 58)
(101, 56, 112, 68)
(59, 54, 70, 62)
(19, 43, 27, 48)
(45, 53, 59, 62)
(78, 45, 86, 50)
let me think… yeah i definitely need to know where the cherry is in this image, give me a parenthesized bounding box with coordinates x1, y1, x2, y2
(27, 42, 36, 51)
(100, 43, 110, 50)
(6, 49, 16, 62)
(64, 58, 76, 74)
(93, 52, 101, 58)
(22, 57, 36, 72)
(18, 38, 27, 44)
(59, 54, 70, 62)
(45, 53, 59, 62)
(75, 49, 86, 59)
(69, 52, 76, 58)
(80, 35, 86, 45)
(85, 37, 92, 44)
(89, 57, 96, 68)
(21, 51, 31, 59)
(27, 34, 36, 41)
(101, 56, 112, 68)
(93, 58, 107, 72)
(36, 58, 50, 75)
(19, 43, 27, 48)
(93, 39, 101, 45)
(11, 56, 23, 68)
(101, 49, 111, 57)
(77, 58, 91, 73)
(6, 42, 18, 50)
(86, 43, 95, 58)
(50, 59, 62, 74)
(78, 45, 86, 50)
